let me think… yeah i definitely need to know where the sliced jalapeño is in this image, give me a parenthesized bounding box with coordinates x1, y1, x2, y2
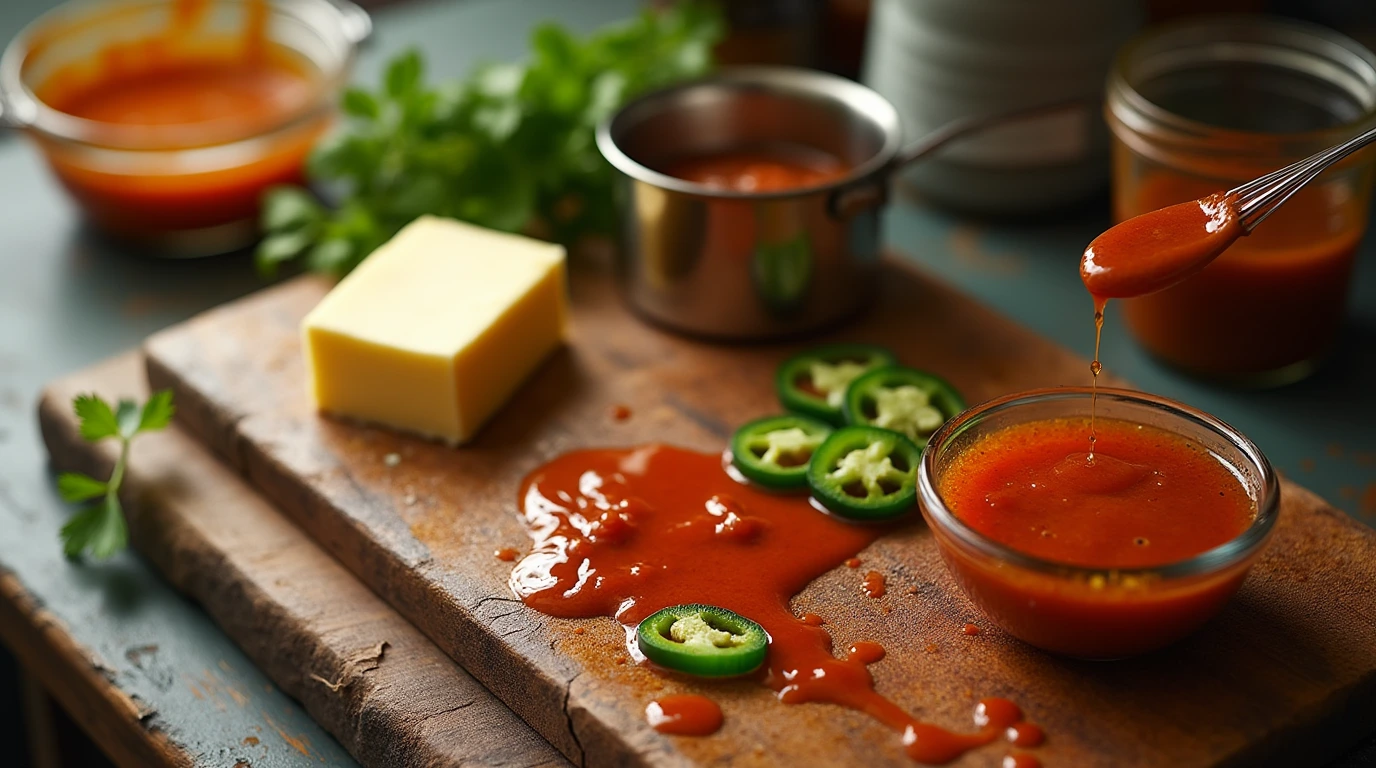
(806, 426, 921, 521)
(637, 604, 769, 677)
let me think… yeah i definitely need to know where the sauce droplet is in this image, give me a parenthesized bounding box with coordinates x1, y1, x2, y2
(1006, 721, 1045, 748)
(845, 557, 863, 568)
(862, 571, 887, 598)
(1003, 753, 1042, 768)
(645, 694, 723, 736)
(572, 627, 586, 635)
(846, 641, 886, 665)
(904, 698, 1026, 764)
(800, 613, 825, 626)
(611, 404, 632, 422)
(494, 547, 519, 562)
(962, 623, 981, 636)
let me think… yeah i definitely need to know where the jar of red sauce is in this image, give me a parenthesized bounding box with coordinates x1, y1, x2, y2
(0, 0, 369, 255)
(1106, 17, 1376, 386)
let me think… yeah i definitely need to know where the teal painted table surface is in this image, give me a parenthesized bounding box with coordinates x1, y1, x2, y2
(0, 1, 1372, 766)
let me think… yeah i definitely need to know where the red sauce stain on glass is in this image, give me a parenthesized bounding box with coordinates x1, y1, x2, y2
(512, 445, 1038, 764)
(646, 694, 723, 736)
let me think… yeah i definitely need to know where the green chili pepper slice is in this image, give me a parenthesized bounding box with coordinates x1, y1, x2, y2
(775, 344, 898, 426)
(730, 415, 833, 489)
(636, 604, 769, 677)
(841, 366, 966, 448)
(807, 426, 921, 520)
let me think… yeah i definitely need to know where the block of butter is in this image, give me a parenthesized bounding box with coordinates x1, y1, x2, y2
(301, 216, 567, 445)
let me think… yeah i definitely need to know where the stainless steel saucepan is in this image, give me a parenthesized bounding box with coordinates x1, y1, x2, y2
(597, 66, 1081, 340)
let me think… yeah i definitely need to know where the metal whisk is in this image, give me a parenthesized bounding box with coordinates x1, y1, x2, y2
(1230, 123, 1376, 232)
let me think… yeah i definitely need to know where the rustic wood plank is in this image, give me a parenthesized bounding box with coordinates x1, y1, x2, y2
(142, 262, 1376, 768)
(0, 571, 192, 768)
(37, 354, 569, 768)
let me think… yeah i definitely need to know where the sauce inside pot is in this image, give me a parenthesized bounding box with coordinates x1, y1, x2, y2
(662, 144, 846, 192)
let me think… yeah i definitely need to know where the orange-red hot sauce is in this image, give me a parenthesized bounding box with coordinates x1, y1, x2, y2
(937, 417, 1256, 658)
(32, 0, 322, 238)
(1080, 192, 1243, 300)
(512, 445, 1037, 764)
(646, 695, 723, 736)
(941, 418, 1254, 570)
(663, 145, 846, 193)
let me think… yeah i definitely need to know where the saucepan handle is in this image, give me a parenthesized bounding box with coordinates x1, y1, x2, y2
(828, 98, 1090, 220)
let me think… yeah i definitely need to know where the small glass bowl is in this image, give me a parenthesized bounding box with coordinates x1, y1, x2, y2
(0, 0, 370, 256)
(917, 387, 1280, 659)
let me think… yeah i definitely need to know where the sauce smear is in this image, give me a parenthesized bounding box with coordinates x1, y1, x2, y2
(513, 445, 1037, 764)
(646, 694, 723, 736)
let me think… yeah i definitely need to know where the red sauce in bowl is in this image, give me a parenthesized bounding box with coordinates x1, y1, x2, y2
(27, 0, 329, 245)
(932, 417, 1260, 658)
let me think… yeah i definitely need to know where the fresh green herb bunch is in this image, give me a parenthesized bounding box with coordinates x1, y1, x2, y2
(258, 2, 723, 277)
(57, 391, 175, 559)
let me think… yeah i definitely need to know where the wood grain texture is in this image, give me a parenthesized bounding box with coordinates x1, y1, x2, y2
(142, 263, 1376, 768)
(38, 354, 568, 768)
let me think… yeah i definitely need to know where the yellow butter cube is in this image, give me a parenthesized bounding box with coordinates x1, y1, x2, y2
(302, 216, 567, 445)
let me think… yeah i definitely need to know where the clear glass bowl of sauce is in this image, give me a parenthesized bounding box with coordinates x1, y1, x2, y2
(1105, 16, 1376, 386)
(918, 388, 1280, 659)
(0, 0, 369, 256)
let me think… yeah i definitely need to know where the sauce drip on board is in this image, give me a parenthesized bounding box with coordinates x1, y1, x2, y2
(663, 144, 847, 193)
(861, 570, 887, 598)
(646, 694, 723, 736)
(513, 445, 1038, 763)
(940, 418, 1254, 569)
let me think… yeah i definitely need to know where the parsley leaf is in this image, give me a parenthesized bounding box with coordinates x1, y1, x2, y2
(61, 496, 127, 560)
(58, 391, 175, 560)
(56, 472, 107, 502)
(74, 394, 120, 441)
(257, 2, 723, 277)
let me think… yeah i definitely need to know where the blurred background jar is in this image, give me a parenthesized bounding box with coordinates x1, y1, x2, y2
(1106, 16, 1376, 386)
(861, 0, 1144, 216)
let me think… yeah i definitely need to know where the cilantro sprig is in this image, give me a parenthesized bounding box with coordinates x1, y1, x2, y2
(257, 2, 723, 277)
(57, 391, 175, 559)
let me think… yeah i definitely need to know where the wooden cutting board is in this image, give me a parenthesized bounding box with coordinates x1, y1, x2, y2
(38, 354, 569, 768)
(141, 261, 1376, 768)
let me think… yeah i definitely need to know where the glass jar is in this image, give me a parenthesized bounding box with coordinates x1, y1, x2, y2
(1106, 16, 1376, 386)
(0, 0, 370, 257)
